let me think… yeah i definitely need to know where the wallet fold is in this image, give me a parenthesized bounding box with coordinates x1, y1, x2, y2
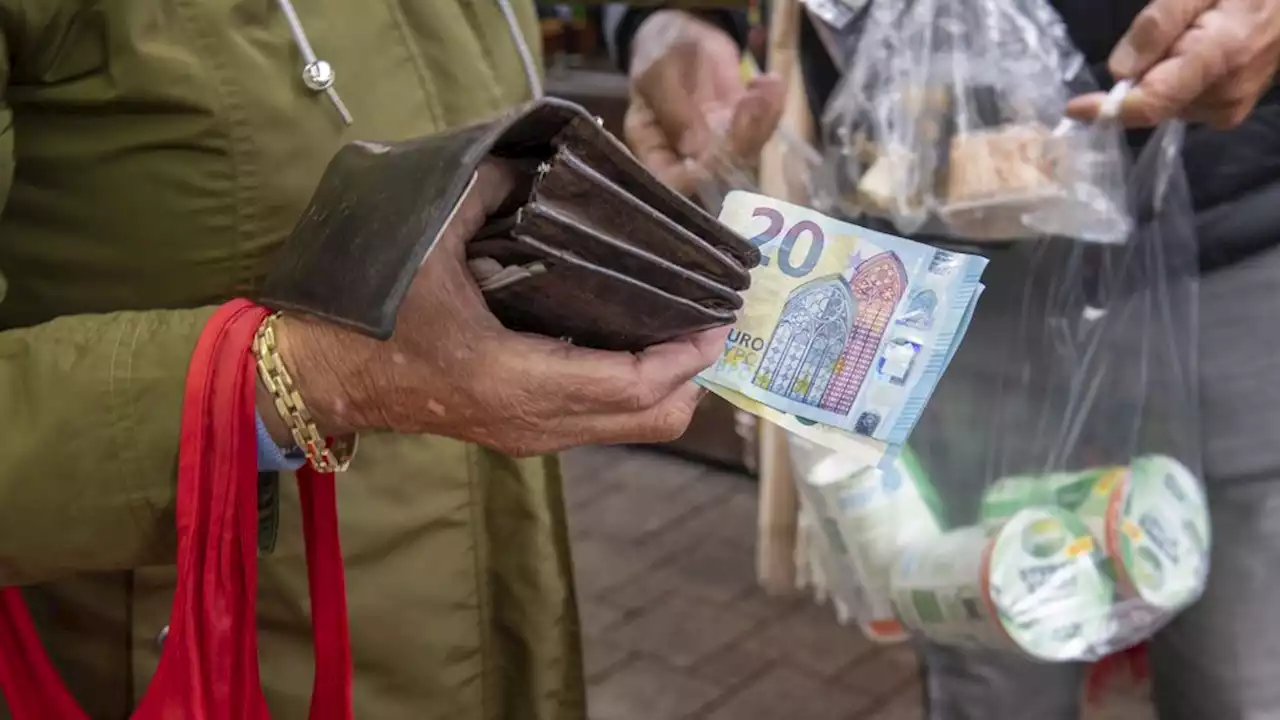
(259, 97, 758, 350)
(469, 236, 733, 352)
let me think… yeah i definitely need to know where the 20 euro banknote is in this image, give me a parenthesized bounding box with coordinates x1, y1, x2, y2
(698, 280, 984, 458)
(698, 191, 989, 443)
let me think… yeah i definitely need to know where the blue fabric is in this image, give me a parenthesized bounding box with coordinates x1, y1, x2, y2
(256, 409, 306, 472)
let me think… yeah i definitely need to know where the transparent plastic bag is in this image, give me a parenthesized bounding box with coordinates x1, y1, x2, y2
(800, 0, 875, 72)
(790, 436, 947, 644)
(819, 0, 1131, 243)
(691, 107, 830, 215)
(787, 121, 1201, 664)
(901, 121, 1201, 662)
(795, 493, 864, 624)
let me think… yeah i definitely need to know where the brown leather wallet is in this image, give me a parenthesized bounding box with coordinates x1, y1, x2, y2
(260, 98, 759, 351)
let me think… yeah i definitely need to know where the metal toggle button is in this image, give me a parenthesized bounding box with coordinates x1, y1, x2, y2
(155, 624, 169, 650)
(302, 60, 336, 92)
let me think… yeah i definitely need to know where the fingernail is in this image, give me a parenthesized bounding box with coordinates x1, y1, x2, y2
(1064, 95, 1099, 122)
(1110, 45, 1136, 78)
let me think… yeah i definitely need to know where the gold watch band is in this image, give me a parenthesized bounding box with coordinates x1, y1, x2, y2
(252, 313, 357, 473)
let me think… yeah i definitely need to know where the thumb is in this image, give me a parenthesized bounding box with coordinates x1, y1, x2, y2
(723, 73, 787, 159)
(1064, 92, 1106, 123)
(634, 52, 716, 160)
(676, 114, 713, 161)
(670, 98, 711, 157)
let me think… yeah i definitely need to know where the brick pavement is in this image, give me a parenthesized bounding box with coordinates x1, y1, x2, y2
(563, 445, 924, 720)
(562, 445, 1156, 720)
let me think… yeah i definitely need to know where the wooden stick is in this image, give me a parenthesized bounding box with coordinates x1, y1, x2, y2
(754, 0, 812, 595)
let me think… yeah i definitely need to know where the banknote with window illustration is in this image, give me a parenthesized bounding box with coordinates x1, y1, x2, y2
(698, 191, 988, 449)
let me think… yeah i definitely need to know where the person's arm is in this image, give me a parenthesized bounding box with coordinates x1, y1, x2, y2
(606, 4, 750, 73)
(0, 31, 261, 585)
(0, 307, 216, 586)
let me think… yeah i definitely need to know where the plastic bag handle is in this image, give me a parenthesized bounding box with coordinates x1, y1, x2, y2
(1097, 80, 1135, 122)
(0, 299, 353, 720)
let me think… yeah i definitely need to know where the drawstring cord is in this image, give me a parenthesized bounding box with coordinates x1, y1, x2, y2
(272, 0, 542, 125)
(275, 0, 354, 126)
(1098, 79, 1135, 122)
(496, 0, 544, 100)
(1053, 79, 1134, 137)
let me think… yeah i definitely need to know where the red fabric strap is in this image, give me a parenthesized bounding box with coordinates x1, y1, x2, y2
(0, 300, 353, 719)
(1086, 643, 1149, 705)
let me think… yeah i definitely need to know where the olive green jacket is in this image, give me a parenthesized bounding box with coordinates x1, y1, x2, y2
(0, 2, 584, 718)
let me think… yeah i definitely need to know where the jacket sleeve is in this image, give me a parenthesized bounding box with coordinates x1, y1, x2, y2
(606, 4, 751, 73)
(0, 27, 218, 586)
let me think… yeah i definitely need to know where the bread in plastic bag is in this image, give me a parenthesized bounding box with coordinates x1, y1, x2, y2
(819, 0, 1132, 244)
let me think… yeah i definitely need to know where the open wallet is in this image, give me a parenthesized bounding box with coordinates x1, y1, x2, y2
(260, 98, 760, 352)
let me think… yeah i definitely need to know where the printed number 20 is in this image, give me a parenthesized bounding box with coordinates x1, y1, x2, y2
(746, 207, 825, 279)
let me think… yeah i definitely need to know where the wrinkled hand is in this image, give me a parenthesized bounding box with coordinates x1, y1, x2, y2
(1067, 0, 1280, 128)
(272, 160, 728, 457)
(625, 9, 786, 196)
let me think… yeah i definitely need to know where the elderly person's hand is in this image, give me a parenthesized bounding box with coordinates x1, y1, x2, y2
(1067, 0, 1280, 128)
(263, 159, 727, 457)
(625, 9, 786, 196)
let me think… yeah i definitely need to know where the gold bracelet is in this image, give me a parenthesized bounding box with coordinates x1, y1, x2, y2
(252, 313, 357, 473)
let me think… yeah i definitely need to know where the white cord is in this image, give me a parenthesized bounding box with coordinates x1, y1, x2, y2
(496, 0, 544, 100)
(275, 0, 353, 125)
(1098, 79, 1135, 122)
(1052, 79, 1134, 137)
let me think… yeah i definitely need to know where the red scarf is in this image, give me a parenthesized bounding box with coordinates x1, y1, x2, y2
(0, 300, 353, 719)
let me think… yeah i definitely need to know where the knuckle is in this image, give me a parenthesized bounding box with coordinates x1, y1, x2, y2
(1214, 106, 1250, 130)
(654, 401, 696, 442)
(1226, 84, 1253, 106)
(582, 380, 650, 414)
(602, 359, 662, 412)
(1139, 105, 1163, 127)
(1217, 21, 1253, 70)
(1130, 9, 1166, 49)
(1220, 44, 1249, 77)
(627, 380, 666, 412)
